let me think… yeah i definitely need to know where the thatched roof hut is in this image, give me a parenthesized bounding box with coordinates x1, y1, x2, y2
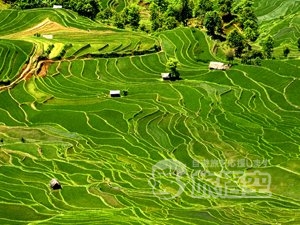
(50, 179, 61, 190)
(209, 61, 229, 70)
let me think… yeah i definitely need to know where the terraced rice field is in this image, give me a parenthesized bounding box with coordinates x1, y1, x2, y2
(255, 0, 300, 48)
(1, 9, 158, 61)
(0, 7, 300, 225)
(0, 39, 33, 81)
(100, 0, 127, 11)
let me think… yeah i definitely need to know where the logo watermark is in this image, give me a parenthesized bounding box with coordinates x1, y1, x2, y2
(149, 159, 272, 199)
(148, 159, 187, 200)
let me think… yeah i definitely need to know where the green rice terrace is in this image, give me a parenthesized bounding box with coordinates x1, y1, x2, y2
(0, 1, 300, 224)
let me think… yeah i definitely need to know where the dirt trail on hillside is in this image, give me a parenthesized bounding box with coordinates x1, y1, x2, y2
(4, 18, 84, 38)
(36, 60, 53, 77)
(0, 46, 41, 91)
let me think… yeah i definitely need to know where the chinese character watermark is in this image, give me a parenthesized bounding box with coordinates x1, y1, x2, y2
(192, 158, 269, 168)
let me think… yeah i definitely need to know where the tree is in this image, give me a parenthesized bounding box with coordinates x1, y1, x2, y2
(254, 57, 262, 66)
(241, 54, 251, 65)
(225, 48, 234, 63)
(139, 23, 149, 33)
(165, 5, 180, 20)
(298, 38, 300, 51)
(283, 46, 290, 58)
(112, 13, 125, 29)
(166, 58, 180, 79)
(163, 16, 178, 30)
(194, 0, 213, 20)
(152, 0, 169, 11)
(73, 0, 100, 19)
(234, 0, 260, 42)
(204, 11, 222, 36)
(262, 36, 274, 59)
(9, 0, 104, 20)
(151, 18, 162, 32)
(122, 5, 141, 29)
(227, 29, 245, 57)
(233, 0, 254, 14)
(218, 0, 233, 15)
(249, 50, 264, 59)
(149, 2, 163, 31)
(127, 5, 141, 29)
(179, 0, 193, 25)
(239, 7, 257, 28)
(97, 8, 113, 20)
(149, 2, 160, 21)
(241, 0, 254, 8)
(244, 27, 259, 42)
(243, 19, 258, 31)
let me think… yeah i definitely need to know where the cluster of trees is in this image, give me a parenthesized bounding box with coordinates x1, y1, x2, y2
(261, 36, 274, 59)
(96, 4, 141, 30)
(97, 0, 193, 31)
(237, 35, 298, 64)
(196, 0, 261, 60)
(4, 0, 100, 19)
(113, 5, 141, 29)
(38, 43, 54, 59)
(148, 0, 262, 61)
(195, 0, 259, 38)
(230, 35, 273, 65)
(149, 0, 193, 31)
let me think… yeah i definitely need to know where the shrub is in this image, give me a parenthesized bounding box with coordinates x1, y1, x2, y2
(0, 80, 11, 85)
(73, 44, 90, 56)
(45, 44, 54, 55)
(283, 46, 290, 58)
(254, 57, 262, 66)
(139, 24, 149, 33)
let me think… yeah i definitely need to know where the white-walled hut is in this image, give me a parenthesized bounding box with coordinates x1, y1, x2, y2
(53, 5, 63, 9)
(209, 61, 229, 70)
(161, 73, 171, 80)
(42, 34, 53, 40)
(110, 90, 121, 97)
(50, 179, 61, 190)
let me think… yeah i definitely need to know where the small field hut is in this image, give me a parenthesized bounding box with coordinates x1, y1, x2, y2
(50, 179, 61, 190)
(161, 73, 171, 80)
(110, 90, 121, 97)
(42, 34, 53, 40)
(209, 61, 229, 70)
(53, 5, 63, 9)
